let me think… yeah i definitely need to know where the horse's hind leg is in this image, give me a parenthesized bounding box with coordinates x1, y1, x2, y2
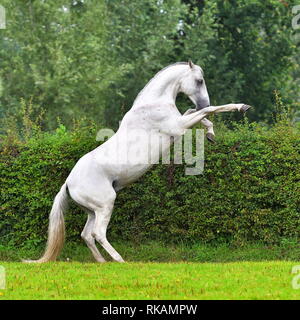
(92, 203, 125, 263)
(68, 175, 124, 262)
(81, 212, 106, 263)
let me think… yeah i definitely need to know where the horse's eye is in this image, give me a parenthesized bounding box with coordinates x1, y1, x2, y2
(196, 79, 204, 86)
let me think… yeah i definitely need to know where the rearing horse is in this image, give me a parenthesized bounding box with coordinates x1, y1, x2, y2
(25, 61, 251, 263)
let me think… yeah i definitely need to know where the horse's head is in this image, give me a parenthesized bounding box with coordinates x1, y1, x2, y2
(179, 60, 210, 110)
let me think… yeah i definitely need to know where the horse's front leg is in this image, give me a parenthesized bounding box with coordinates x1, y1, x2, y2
(180, 104, 251, 129)
(183, 109, 215, 143)
(201, 118, 215, 143)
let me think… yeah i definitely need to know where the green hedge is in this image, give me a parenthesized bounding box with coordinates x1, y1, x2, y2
(1, 121, 299, 247)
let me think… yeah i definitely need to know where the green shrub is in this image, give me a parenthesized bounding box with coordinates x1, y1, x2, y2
(0, 120, 299, 247)
(0, 123, 99, 246)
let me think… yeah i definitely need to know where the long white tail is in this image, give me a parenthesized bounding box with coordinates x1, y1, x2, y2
(23, 183, 68, 263)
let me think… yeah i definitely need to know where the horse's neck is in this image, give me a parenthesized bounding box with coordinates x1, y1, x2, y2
(132, 65, 186, 108)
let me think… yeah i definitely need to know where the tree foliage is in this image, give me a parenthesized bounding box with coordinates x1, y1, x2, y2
(0, 0, 126, 128)
(0, 0, 298, 129)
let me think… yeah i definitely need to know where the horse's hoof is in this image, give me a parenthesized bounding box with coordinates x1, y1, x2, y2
(240, 104, 251, 113)
(206, 133, 216, 143)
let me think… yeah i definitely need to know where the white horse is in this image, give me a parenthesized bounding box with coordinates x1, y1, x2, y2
(25, 61, 250, 263)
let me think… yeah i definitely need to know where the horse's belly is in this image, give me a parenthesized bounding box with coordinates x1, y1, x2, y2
(114, 163, 153, 189)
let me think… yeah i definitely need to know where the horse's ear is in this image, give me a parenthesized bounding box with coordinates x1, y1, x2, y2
(188, 60, 194, 69)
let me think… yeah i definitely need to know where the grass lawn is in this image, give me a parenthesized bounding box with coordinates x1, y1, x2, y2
(1, 241, 300, 299)
(0, 261, 300, 300)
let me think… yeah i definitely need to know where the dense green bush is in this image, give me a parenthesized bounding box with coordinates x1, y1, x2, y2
(0, 120, 299, 247)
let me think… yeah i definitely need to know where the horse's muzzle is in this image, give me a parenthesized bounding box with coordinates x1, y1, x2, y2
(196, 99, 210, 110)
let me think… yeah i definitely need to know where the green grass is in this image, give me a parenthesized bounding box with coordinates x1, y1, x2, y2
(0, 261, 300, 299)
(1, 240, 300, 263)
(1, 241, 300, 299)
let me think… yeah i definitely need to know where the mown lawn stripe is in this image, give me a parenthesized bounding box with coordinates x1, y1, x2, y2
(0, 261, 299, 300)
